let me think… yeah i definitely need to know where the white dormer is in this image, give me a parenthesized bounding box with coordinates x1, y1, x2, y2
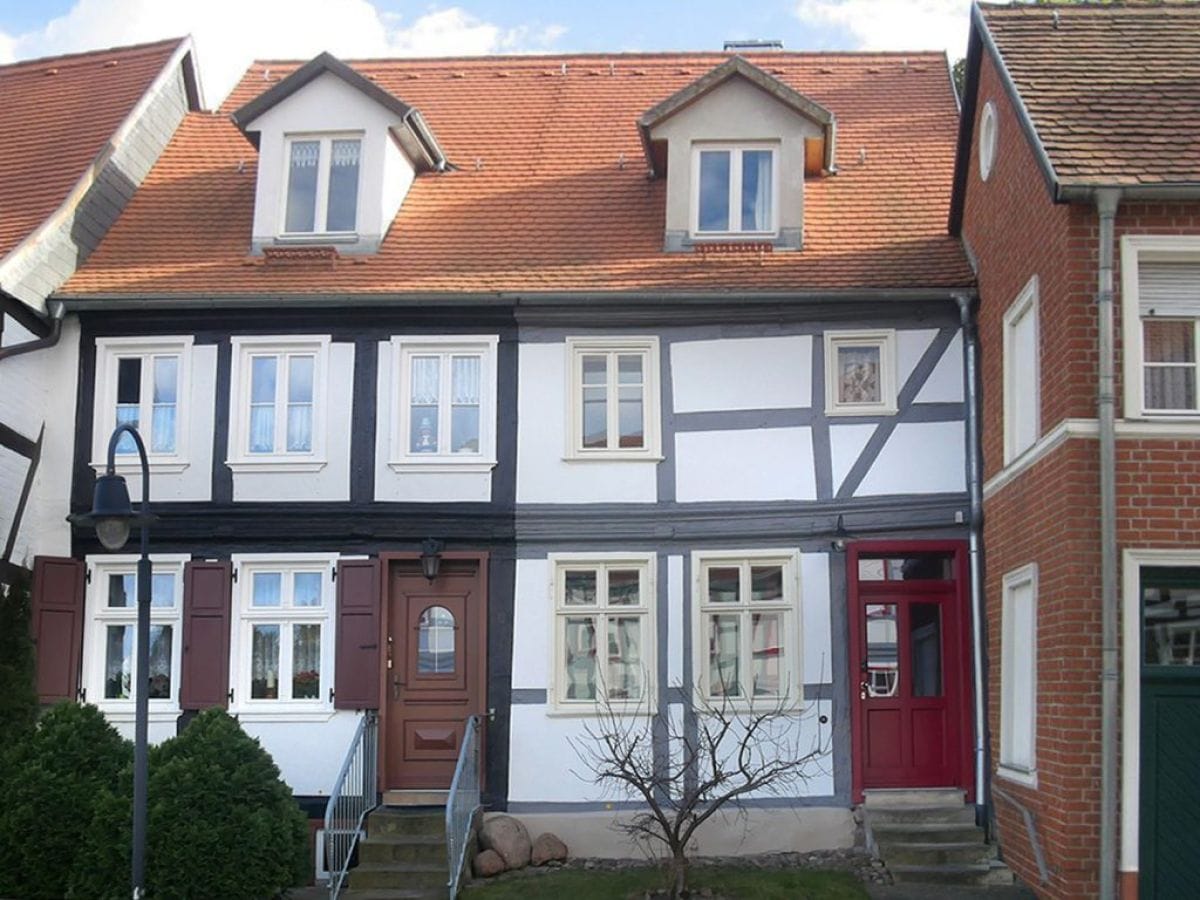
(639, 57, 836, 252)
(232, 53, 445, 255)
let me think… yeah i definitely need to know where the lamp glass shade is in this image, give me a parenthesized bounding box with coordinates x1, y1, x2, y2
(96, 517, 132, 550)
(421, 551, 440, 581)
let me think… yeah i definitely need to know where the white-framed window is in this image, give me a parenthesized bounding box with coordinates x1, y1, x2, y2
(550, 553, 656, 712)
(82, 554, 189, 717)
(390, 336, 498, 472)
(979, 101, 998, 182)
(693, 550, 802, 703)
(566, 337, 661, 460)
(281, 134, 362, 235)
(999, 563, 1037, 786)
(824, 330, 898, 416)
(1121, 237, 1200, 420)
(1003, 275, 1040, 462)
(92, 337, 192, 473)
(229, 554, 337, 716)
(228, 336, 328, 471)
(691, 143, 779, 236)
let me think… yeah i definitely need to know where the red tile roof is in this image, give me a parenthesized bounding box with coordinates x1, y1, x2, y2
(62, 51, 972, 298)
(981, 1, 1200, 186)
(0, 38, 187, 262)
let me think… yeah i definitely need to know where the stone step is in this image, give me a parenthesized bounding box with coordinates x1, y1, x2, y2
(865, 805, 976, 826)
(863, 788, 966, 809)
(889, 861, 1015, 887)
(358, 834, 446, 866)
(368, 808, 446, 839)
(341, 890, 444, 900)
(383, 789, 450, 807)
(347, 863, 446, 892)
(874, 840, 997, 866)
(869, 822, 985, 845)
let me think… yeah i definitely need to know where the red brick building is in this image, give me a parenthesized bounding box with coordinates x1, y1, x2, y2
(952, 4, 1200, 899)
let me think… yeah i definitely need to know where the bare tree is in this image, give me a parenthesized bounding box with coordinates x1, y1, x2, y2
(570, 683, 831, 899)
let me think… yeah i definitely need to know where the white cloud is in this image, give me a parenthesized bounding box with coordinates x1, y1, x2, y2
(795, 0, 972, 59)
(1, 0, 566, 108)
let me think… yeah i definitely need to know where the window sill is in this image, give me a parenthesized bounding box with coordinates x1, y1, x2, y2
(996, 764, 1038, 789)
(226, 458, 328, 474)
(229, 707, 339, 723)
(562, 453, 664, 464)
(274, 232, 359, 245)
(387, 459, 498, 474)
(92, 460, 191, 476)
(95, 707, 181, 723)
(689, 231, 779, 241)
(545, 704, 658, 719)
(825, 405, 898, 418)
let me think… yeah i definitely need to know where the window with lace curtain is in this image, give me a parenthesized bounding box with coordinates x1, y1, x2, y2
(228, 336, 329, 471)
(390, 336, 498, 470)
(282, 134, 362, 235)
(691, 143, 778, 236)
(93, 338, 192, 471)
(230, 555, 336, 713)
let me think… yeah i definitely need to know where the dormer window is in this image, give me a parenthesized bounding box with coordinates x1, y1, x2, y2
(693, 144, 777, 236)
(283, 135, 361, 235)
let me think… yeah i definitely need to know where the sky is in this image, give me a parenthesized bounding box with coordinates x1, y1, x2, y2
(0, 0, 977, 107)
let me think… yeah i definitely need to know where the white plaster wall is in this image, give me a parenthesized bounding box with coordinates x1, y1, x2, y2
(516, 343, 658, 504)
(231, 342, 354, 502)
(800, 552, 833, 686)
(108, 344, 218, 504)
(829, 424, 875, 497)
(1, 316, 36, 347)
(915, 331, 964, 404)
(0, 446, 29, 556)
(671, 336, 811, 412)
(667, 554, 684, 688)
(106, 718, 182, 747)
(856, 421, 967, 496)
(675, 428, 816, 502)
(239, 712, 362, 796)
(246, 72, 417, 251)
(896, 329, 937, 392)
(512, 558, 550, 691)
(373, 342, 492, 503)
(650, 78, 821, 235)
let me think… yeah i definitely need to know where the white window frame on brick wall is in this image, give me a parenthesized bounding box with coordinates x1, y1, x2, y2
(389, 335, 498, 473)
(1121, 235, 1200, 425)
(691, 549, 803, 707)
(1003, 275, 1040, 463)
(824, 330, 898, 416)
(92, 337, 193, 475)
(81, 553, 190, 721)
(998, 562, 1038, 787)
(229, 553, 338, 721)
(227, 335, 330, 473)
(548, 552, 657, 714)
(565, 337, 662, 461)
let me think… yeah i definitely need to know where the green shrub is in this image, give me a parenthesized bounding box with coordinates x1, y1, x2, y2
(0, 703, 132, 900)
(72, 708, 310, 900)
(0, 573, 37, 737)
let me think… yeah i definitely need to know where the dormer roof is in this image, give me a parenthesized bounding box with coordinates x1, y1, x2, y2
(230, 51, 446, 172)
(639, 56, 836, 176)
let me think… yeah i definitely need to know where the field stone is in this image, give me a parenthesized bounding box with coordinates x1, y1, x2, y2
(479, 815, 532, 869)
(530, 832, 568, 866)
(473, 848, 506, 878)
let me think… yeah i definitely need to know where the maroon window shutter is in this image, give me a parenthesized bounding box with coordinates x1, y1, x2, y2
(180, 561, 233, 710)
(30, 556, 86, 704)
(335, 559, 380, 710)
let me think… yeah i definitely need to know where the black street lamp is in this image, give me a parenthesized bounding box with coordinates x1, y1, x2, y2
(70, 423, 156, 900)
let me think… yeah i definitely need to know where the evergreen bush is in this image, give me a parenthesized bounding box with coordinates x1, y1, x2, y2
(0, 573, 37, 737)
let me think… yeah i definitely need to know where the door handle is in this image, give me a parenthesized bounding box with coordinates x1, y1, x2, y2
(392, 674, 402, 701)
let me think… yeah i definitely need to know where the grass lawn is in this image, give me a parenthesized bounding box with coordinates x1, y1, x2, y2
(465, 866, 869, 899)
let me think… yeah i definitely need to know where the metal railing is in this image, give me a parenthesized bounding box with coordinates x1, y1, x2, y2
(325, 710, 379, 900)
(446, 715, 482, 899)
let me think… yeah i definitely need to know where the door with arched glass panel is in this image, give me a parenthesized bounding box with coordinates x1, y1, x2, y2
(384, 556, 486, 791)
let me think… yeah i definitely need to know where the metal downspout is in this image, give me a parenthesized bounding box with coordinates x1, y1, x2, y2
(1096, 188, 1120, 900)
(956, 291, 988, 815)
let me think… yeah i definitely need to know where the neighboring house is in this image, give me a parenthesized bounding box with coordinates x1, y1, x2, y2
(30, 45, 980, 865)
(953, 3, 1200, 899)
(0, 39, 201, 592)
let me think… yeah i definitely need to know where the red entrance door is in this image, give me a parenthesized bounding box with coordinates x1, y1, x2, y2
(848, 542, 972, 800)
(381, 554, 487, 790)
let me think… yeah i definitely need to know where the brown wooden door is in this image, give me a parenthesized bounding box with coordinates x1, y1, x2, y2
(383, 557, 486, 790)
(849, 542, 973, 800)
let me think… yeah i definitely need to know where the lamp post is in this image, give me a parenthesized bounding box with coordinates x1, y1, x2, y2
(71, 423, 155, 900)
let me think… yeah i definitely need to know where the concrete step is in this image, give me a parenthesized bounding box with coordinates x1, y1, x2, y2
(869, 822, 985, 844)
(367, 808, 446, 839)
(358, 834, 446, 866)
(341, 889, 444, 900)
(347, 862, 446, 892)
(383, 789, 450, 807)
(863, 788, 966, 809)
(874, 840, 997, 866)
(865, 805, 976, 826)
(889, 860, 1014, 887)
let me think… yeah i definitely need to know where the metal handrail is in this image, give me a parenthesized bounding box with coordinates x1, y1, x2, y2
(325, 710, 379, 900)
(446, 715, 482, 899)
